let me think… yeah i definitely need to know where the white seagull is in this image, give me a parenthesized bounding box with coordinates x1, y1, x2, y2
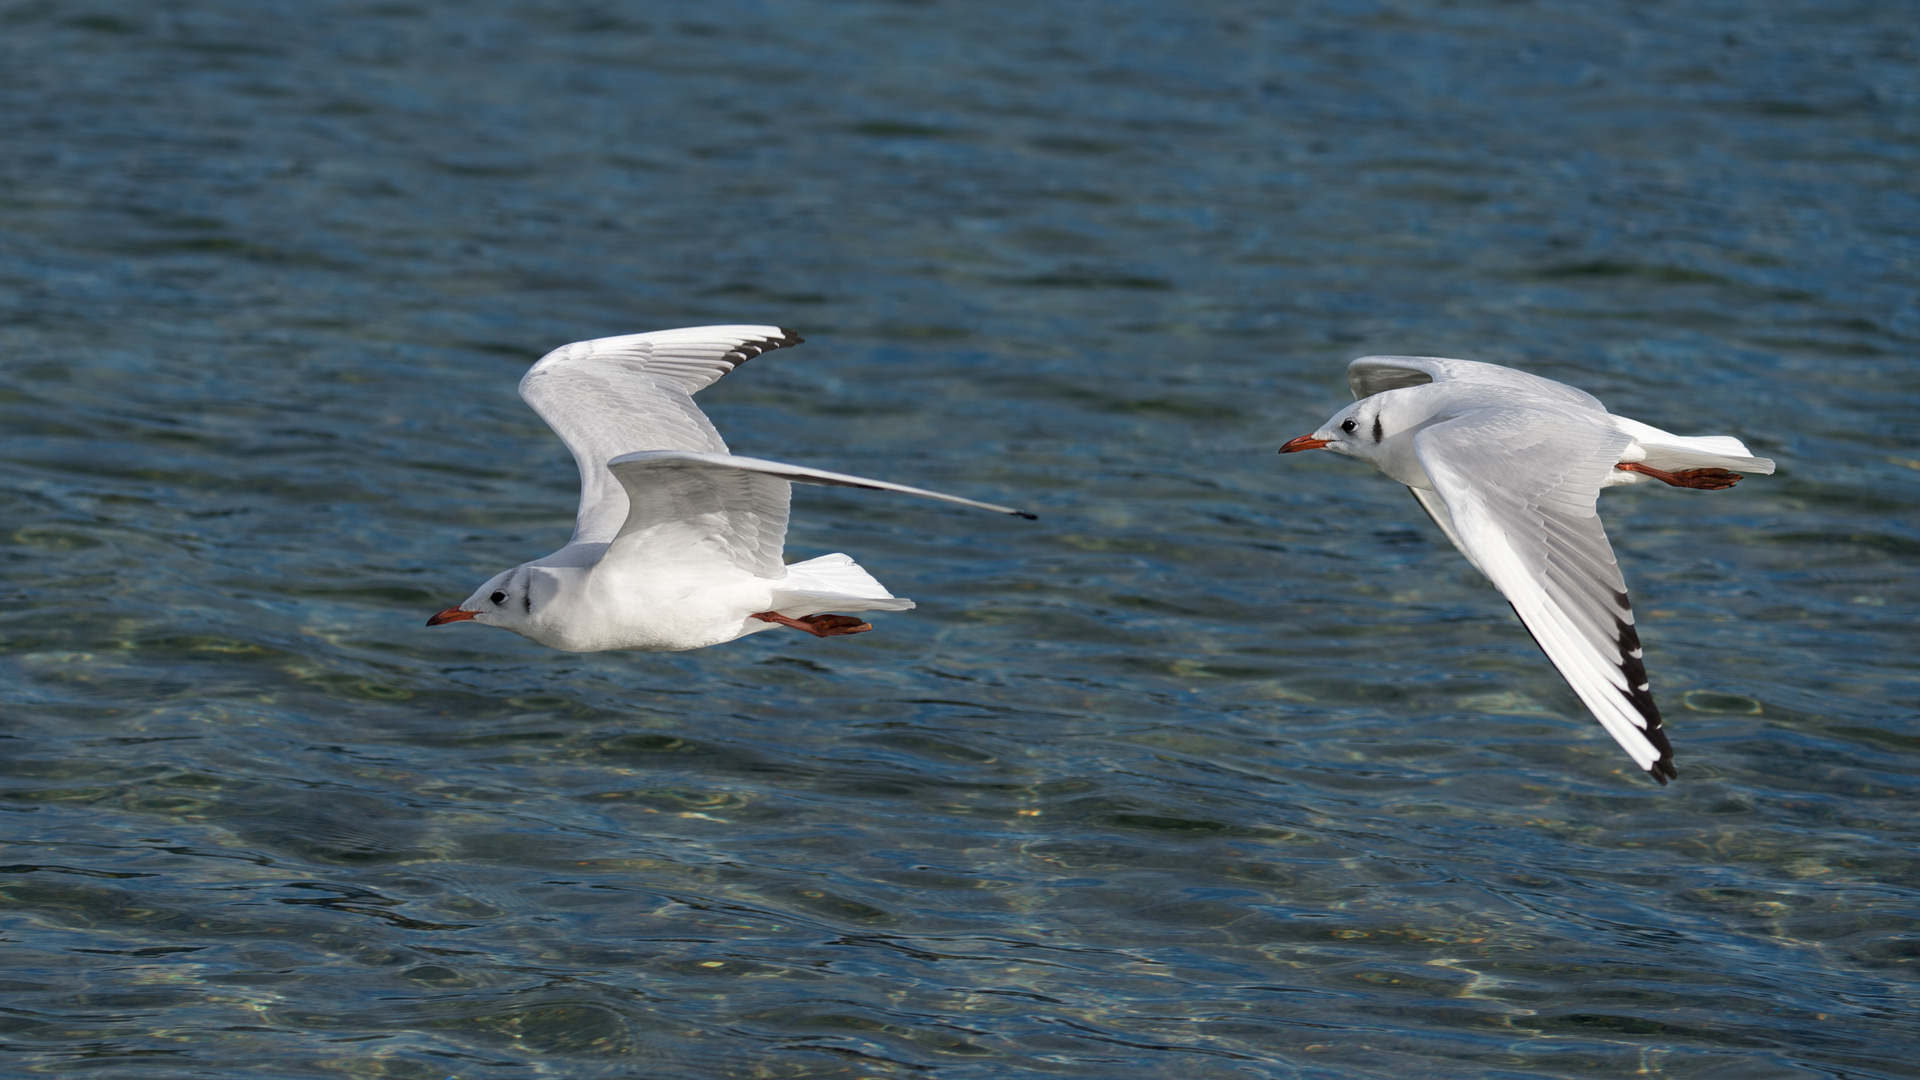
(1280, 356, 1775, 783)
(428, 325, 1031, 652)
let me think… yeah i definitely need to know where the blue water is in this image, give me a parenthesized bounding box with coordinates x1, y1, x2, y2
(3, 1, 1917, 1077)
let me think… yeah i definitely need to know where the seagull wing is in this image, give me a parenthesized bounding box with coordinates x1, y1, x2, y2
(1349, 355, 1606, 412)
(1411, 406, 1677, 782)
(518, 326, 803, 545)
(603, 452, 795, 577)
(605, 451, 1033, 578)
(1407, 487, 1479, 574)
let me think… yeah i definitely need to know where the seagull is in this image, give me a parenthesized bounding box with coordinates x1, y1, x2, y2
(427, 326, 1031, 652)
(1280, 356, 1775, 783)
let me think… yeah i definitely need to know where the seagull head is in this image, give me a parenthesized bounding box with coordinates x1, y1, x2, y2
(427, 564, 552, 639)
(1280, 398, 1388, 462)
(1280, 389, 1443, 492)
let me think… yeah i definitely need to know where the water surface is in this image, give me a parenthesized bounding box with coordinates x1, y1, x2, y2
(2, 1, 1917, 1077)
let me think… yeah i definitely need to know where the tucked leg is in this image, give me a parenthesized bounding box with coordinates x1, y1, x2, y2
(1615, 462, 1742, 490)
(750, 611, 874, 637)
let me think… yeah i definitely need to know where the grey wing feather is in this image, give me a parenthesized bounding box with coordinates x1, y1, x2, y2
(611, 451, 1033, 520)
(1349, 355, 1444, 399)
(518, 326, 802, 544)
(1407, 487, 1478, 573)
(1411, 408, 1676, 782)
(1349, 355, 1605, 412)
(606, 454, 794, 577)
(604, 451, 1033, 578)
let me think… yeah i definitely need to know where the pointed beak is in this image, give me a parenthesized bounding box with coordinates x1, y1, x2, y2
(1279, 435, 1332, 454)
(426, 607, 477, 626)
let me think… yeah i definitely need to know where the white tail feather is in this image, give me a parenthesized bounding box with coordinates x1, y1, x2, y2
(771, 553, 916, 614)
(1612, 416, 1776, 474)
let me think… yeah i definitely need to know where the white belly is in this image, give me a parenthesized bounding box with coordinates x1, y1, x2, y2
(528, 567, 777, 652)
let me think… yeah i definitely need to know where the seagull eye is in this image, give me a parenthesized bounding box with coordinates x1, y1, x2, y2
(489, 590, 507, 605)
(1341, 418, 1357, 433)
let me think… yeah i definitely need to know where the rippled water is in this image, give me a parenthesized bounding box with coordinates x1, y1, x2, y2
(3, 1, 1918, 1077)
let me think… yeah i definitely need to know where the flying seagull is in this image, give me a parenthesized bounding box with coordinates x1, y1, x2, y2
(428, 326, 1031, 651)
(1280, 355, 1773, 783)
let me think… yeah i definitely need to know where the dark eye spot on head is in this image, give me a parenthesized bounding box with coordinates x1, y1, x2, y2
(1373, 415, 1384, 442)
(1341, 418, 1357, 433)
(489, 590, 507, 605)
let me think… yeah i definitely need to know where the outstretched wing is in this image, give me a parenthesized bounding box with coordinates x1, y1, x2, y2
(602, 452, 795, 577)
(518, 326, 803, 545)
(604, 450, 1034, 578)
(1412, 407, 1677, 782)
(1349, 355, 1606, 412)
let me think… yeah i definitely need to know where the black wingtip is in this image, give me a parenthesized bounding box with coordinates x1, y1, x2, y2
(1617, 617, 1677, 786)
(1504, 600, 1680, 786)
(722, 329, 805, 367)
(1015, 510, 1038, 520)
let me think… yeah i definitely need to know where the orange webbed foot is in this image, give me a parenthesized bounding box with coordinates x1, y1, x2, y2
(750, 611, 874, 637)
(1615, 462, 1742, 490)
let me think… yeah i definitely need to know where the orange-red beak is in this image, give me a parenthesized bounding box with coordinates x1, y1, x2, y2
(426, 607, 477, 626)
(1279, 435, 1332, 453)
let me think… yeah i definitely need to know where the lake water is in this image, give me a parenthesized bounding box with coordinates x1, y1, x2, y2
(2, 1, 1917, 1077)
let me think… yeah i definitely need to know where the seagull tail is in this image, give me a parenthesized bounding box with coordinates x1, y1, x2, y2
(769, 553, 916, 614)
(1612, 417, 1775, 475)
